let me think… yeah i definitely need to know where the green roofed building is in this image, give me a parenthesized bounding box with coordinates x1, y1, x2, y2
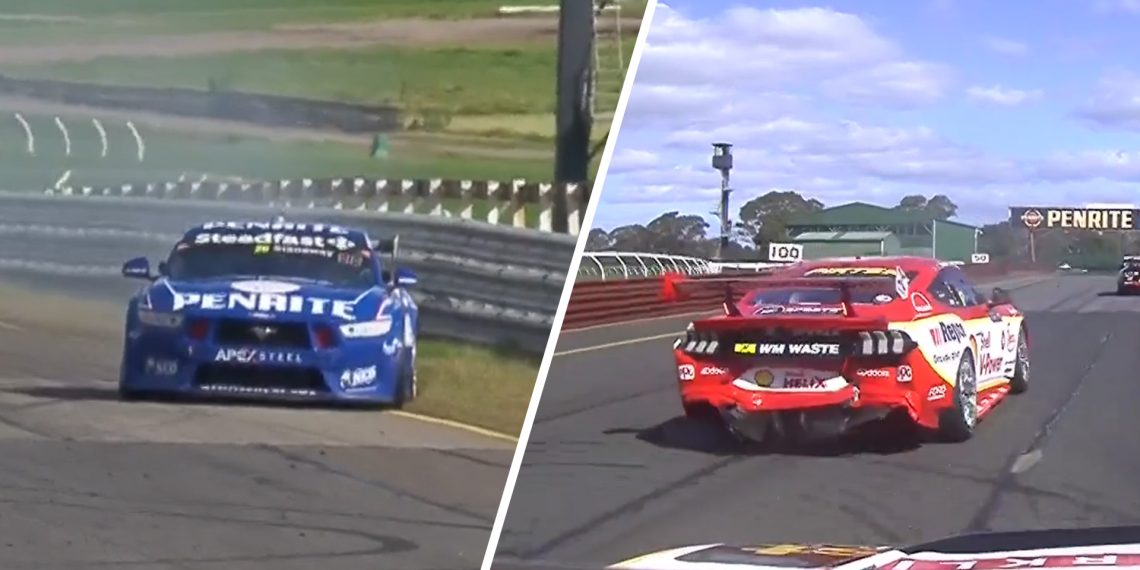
(784, 202, 980, 262)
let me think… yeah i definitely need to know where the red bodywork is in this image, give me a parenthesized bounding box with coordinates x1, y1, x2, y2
(668, 256, 1024, 441)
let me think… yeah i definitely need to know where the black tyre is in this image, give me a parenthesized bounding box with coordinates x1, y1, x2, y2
(391, 357, 416, 409)
(1008, 327, 1030, 394)
(936, 350, 978, 442)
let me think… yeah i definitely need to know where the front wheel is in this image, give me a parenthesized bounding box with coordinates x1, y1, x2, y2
(936, 350, 978, 442)
(391, 356, 416, 409)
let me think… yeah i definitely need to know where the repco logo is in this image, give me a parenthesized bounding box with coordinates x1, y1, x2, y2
(929, 322, 966, 346)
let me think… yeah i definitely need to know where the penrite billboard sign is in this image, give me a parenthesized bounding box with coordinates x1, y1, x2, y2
(1010, 207, 1139, 231)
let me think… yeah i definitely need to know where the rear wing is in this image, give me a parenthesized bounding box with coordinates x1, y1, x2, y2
(661, 272, 899, 318)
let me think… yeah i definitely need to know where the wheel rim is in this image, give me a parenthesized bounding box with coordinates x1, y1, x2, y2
(958, 355, 978, 427)
(1017, 333, 1029, 382)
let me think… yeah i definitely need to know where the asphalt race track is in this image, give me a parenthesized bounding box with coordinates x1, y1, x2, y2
(0, 281, 511, 570)
(493, 273, 1140, 568)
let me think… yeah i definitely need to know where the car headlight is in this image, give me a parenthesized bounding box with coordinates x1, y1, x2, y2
(137, 309, 183, 328)
(339, 317, 393, 338)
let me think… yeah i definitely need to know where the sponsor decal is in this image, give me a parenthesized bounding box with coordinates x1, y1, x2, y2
(202, 221, 351, 234)
(738, 544, 881, 558)
(199, 384, 318, 397)
(753, 304, 844, 316)
(929, 321, 967, 346)
(754, 342, 841, 356)
(1012, 206, 1136, 230)
(933, 350, 962, 365)
(979, 352, 1004, 376)
(172, 292, 356, 320)
(382, 338, 401, 356)
(897, 365, 913, 382)
(927, 385, 947, 401)
(977, 331, 992, 350)
(735, 343, 757, 355)
(700, 366, 728, 376)
(340, 365, 378, 390)
(881, 555, 1135, 570)
(677, 364, 695, 381)
(230, 280, 301, 295)
(193, 231, 357, 252)
(214, 348, 302, 365)
(783, 374, 827, 390)
(144, 357, 178, 376)
(856, 368, 890, 378)
(753, 369, 774, 387)
(911, 291, 933, 313)
(873, 294, 893, 304)
(894, 266, 910, 298)
(804, 267, 897, 277)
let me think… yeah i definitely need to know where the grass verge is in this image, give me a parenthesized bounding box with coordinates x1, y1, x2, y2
(409, 341, 539, 436)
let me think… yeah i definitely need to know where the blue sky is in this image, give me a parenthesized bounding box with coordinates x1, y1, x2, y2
(595, 0, 1140, 230)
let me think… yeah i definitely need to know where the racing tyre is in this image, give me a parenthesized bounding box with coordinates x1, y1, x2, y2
(1008, 327, 1030, 395)
(936, 350, 978, 442)
(391, 356, 416, 409)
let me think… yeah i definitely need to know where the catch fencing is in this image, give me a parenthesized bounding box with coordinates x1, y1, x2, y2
(50, 176, 589, 235)
(0, 191, 576, 353)
(562, 260, 1049, 330)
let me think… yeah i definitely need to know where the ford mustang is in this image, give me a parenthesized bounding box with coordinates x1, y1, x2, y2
(118, 219, 419, 405)
(667, 256, 1029, 443)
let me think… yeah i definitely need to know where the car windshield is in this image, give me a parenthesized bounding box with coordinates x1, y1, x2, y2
(166, 242, 376, 288)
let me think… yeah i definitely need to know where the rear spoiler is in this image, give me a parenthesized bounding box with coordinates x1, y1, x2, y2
(661, 272, 897, 318)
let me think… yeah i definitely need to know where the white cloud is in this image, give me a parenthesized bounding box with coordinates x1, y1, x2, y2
(637, 3, 950, 107)
(1036, 150, 1140, 182)
(1075, 70, 1140, 131)
(1093, 0, 1140, 13)
(606, 149, 661, 174)
(965, 85, 1043, 106)
(983, 37, 1029, 56)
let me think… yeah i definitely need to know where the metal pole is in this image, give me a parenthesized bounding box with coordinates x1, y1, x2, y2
(554, 0, 593, 181)
(711, 143, 733, 260)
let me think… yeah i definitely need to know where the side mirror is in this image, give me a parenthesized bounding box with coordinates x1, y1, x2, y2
(395, 267, 418, 287)
(121, 257, 153, 280)
(988, 287, 1012, 307)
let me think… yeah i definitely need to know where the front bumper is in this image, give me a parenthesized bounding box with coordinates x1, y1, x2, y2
(121, 326, 406, 403)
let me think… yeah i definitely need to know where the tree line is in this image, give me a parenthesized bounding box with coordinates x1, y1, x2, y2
(585, 190, 1131, 268)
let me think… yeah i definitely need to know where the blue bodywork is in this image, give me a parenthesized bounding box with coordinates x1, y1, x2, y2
(118, 220, 420, 406)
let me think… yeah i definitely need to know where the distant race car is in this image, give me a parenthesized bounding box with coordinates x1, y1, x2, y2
(667, 256, 1029, 443)
(1117, 256, 1140, 295)
(610, 526, 1140, 570)
(118, 219, 420, 405)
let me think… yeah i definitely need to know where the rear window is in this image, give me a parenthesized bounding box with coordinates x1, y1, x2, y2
(744, 267, 920, 306)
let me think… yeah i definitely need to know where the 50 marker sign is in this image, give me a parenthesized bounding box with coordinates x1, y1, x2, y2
(768, 242, 804, 263)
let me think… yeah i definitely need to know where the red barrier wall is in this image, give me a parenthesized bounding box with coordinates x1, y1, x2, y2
(562, 262, 1049, 331)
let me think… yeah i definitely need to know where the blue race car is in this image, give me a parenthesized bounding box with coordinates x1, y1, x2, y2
(118, 219, 420, 406)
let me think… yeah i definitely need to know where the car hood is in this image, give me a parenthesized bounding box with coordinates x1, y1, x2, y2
(140, 278, 391, 322)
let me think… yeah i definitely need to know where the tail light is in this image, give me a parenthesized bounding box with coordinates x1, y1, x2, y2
(312, 324, 337, 349)
(853, 330, 915, 356)
(186, 318, 210, 341)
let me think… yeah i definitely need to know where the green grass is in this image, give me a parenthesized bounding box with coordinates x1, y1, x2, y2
(0, 111, 550, 190)
(3, 46, 558, 116)
(0, 0, 515, 45)
(409, 341, 539, 435)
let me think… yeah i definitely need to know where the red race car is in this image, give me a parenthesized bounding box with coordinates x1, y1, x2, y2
(668, 256, 1029, 444)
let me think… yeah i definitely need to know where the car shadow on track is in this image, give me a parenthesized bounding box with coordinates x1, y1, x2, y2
(7, 384, 388, 412)
(619, 415, 928, 457)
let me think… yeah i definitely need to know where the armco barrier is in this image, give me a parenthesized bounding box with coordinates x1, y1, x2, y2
(50, 176, 589, 234)
(0, 192, 575, 353)
(562, 263, 1051, 330)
